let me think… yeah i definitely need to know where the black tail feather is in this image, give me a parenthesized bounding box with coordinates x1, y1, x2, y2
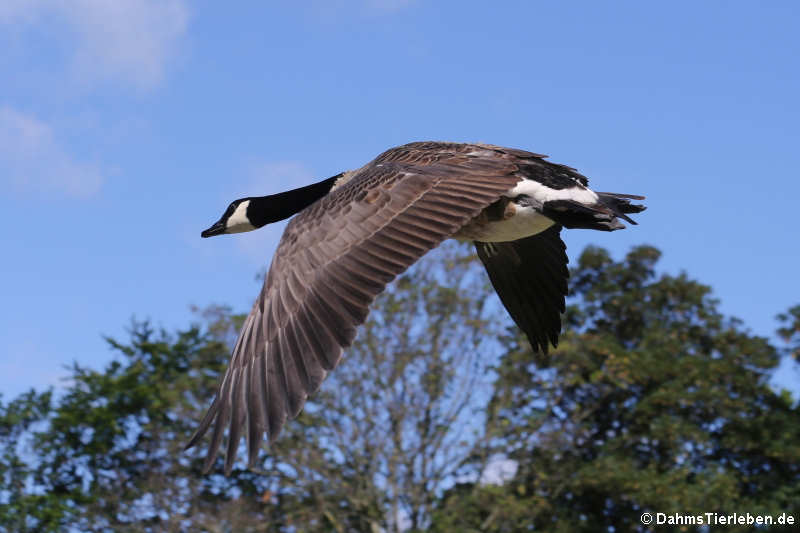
(541, 192, 646, 232)
(596, 191, 647, 224)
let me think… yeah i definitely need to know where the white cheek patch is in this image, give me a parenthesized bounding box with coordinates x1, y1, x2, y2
(226, 201, 256, 233)
(507, 179, 599, 205)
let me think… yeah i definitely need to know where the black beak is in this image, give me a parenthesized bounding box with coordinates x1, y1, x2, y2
(201, 220, 226, 238)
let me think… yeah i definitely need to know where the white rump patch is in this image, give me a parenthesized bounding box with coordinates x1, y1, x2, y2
(507, 179, 599, 205)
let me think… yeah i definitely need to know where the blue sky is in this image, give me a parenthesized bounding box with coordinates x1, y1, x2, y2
(1, 1, 798, 398)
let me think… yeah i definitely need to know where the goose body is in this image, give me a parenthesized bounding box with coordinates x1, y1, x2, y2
(191, 141, 646, 473)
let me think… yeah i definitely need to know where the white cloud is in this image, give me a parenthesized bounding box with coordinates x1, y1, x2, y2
(0, 0, 188, 90)
(0, 0, 43, 23)
(0, 106, 104, 197)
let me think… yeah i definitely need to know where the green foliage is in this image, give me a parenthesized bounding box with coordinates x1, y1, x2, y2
(0, 312, 283, 532)
(247, 242, 505, 532)
(434, 246, 800, 532)
(0, 244, 504, 532)
(777, 305, 800, 362)
(0, 389, 55, 532)
(1, 244, 798, 532)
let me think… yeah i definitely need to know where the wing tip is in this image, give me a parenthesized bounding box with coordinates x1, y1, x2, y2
(184, 394, 220, 452)
(184, 431, 203, 452)
(201, 446, 220, 474)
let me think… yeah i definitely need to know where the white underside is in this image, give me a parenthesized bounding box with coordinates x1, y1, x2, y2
(456, 180, 599, 242)
(469, 204, 555, 242)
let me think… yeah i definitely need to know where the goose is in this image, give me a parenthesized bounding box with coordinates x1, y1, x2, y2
(189, 141, 645, 473)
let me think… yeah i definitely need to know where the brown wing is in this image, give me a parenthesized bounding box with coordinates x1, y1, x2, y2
(475, 225, 569, 353)
(187, 143, 529, 473)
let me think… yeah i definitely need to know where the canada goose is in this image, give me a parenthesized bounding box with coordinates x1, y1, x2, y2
(190, 141, 645, 473)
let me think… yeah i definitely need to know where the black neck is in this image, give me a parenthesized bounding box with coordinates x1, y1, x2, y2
(247, 174, 340, 227)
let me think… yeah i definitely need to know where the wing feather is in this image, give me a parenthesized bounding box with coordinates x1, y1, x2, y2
(224, 368, 246, 474)
(188, 143, 539, 472)
(475, 226, 569, 353)
(246, 357, 266, 466)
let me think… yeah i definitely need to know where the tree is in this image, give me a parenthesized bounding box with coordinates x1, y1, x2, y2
(432, 245, 800, 532)
(0, 312, 284, 532)
(3, 243, 798, 532)
(777, 305, 800, 363)
(0, 243, 505, 532)
(261, 242, 505, 532)
(0, 389, 56, 532)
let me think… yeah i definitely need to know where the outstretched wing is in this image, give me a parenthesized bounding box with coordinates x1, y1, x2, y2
(187, 143, 531, 473)
(475, 225, 569, 353)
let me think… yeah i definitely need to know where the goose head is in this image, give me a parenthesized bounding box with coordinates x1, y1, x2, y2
(201, 174, 343, 238)
(201, 198, 259, 238)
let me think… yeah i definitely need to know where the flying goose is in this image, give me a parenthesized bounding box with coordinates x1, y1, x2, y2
(190, 141, 645, 473)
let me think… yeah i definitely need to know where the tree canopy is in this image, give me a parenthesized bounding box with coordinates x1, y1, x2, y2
(433, 246, 800, 532)
(1, 243, 798, 532)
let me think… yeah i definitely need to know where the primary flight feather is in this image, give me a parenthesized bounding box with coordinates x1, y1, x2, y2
(189, 141, 646, 473)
